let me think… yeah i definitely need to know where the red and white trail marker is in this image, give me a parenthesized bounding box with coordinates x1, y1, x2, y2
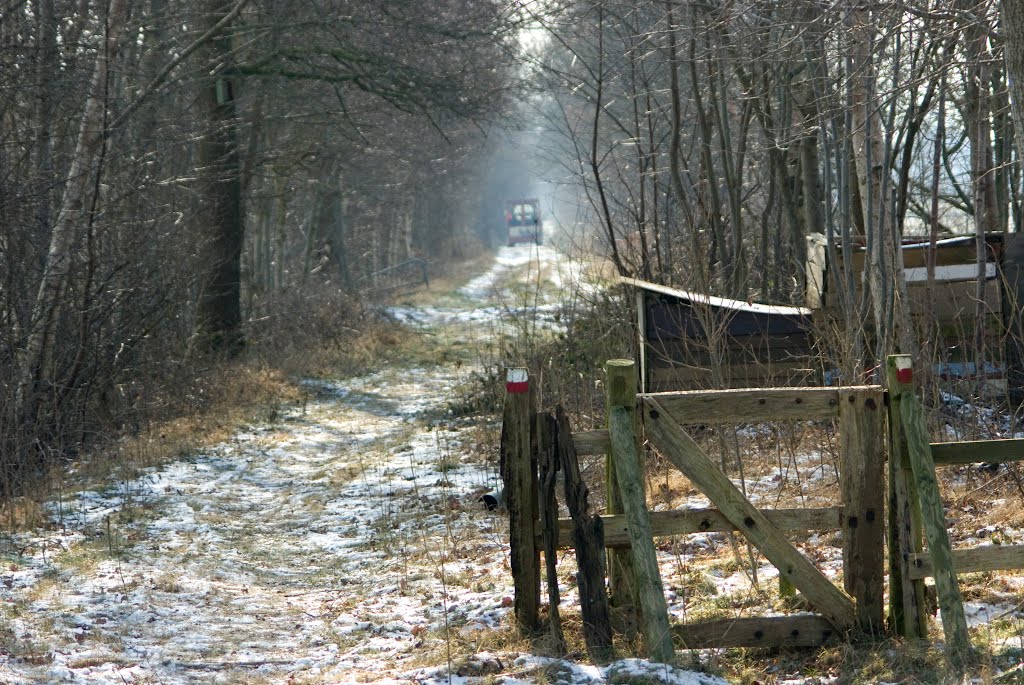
(895, 358, 913, 385)
(506, 368, 529, 394)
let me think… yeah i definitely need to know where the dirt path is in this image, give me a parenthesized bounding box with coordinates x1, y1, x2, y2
(0, 248, 561, 684)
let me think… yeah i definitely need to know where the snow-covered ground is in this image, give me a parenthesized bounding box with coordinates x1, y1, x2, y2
(385, 244, 590, 333)
(0, 246, 727, 684)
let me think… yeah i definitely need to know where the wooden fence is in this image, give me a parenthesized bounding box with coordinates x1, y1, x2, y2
(500, 362, 886, 661)
(886, 354, 1024, 666)
(501, 356, 1024, 666)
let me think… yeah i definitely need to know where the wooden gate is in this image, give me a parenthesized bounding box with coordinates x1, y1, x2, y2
(501, 361, 887, 657)
(638, 381, 885, 646)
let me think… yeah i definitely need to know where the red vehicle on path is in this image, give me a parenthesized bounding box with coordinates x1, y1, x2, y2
(505, 199, 542, 246)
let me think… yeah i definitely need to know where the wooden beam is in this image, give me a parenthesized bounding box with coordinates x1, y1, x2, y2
(605, 360, 639, 613)
(607, 361, 674, 663)
(500, 368, 539, 634)
(885, 356, 929, 639)
(647, 362, 820, 390)
(537, 411, 565, 653)
(838, 386, 886, 635)
(556, 406, 613, 662)
(572, 429, 610, 456)
(930, 439, 1024, 465)
(550, 507, 844, 550)
(907, 545, 1024, 580)
(894, 354, 972, 666)
(672, 615, 838, 649)
(640, 387, 843, 424)
(643, 396, 856, 633)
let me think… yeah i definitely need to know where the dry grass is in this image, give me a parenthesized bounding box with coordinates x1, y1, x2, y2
(391, 252, 499, 307)
(5, 271, 445, 534)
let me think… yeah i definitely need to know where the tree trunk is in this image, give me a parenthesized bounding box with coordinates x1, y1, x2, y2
(998, 0, 1024, 403)
(18, 0, 130, 430)
(846, 8, 915, 364)
(194, 0, 244, 355)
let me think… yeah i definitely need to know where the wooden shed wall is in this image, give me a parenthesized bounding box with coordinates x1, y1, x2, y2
(824, 235, 1006, 359)
(640, 292, 819, 392)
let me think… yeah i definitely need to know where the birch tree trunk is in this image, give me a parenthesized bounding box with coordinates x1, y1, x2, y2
(18, 0, 130, 424)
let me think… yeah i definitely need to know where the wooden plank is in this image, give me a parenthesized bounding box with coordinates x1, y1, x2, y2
(838, 386, 886, 635)
(647, 361, 819, 384)
(551, 507, 844, 550)
(895, 355, 972, 666)
(930, 439, 1024, 465)
(643, 396, 856, 633)
(826, 279, 1003, 322)
(607, 365, 674, 663)
(638, 289, 648, 394)
(641, 387, 843, 424)
(645, 337, 816, 365)
(907, 544, 1024, 580)
(556, 406, 613, 662)
(835, 235, 1002, 272)
(605, 360, 639, 612)
(572, 429, 610, 456)
(885, 356, 929, 639)
(500, 368, 539, 634)
(906, 279, 1002, 318)
(537, 411, 565, 654)
(672, 615, 838, 649)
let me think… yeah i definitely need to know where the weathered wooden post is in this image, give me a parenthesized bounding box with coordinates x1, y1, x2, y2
(556, 405, 613, 662)
(500, 367, 539, 634)
(888, 355, 972, 667)
(885, 356, 928, 638)
(838, 386, 886, 635)
(605, 359, 640, 613)
(606, 359, 675, 663)
(537, 411, 566, 653)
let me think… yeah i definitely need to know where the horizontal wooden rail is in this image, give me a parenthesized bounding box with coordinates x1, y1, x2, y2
(638, 387, 874, 424)
(570, 387, 887, 454)
(929, 439, 1024, 465)
(571, 429, 609, 455)
(550, 506, 844, 549)
(906, 544, 1024, 580)
(672, 615, 837, 649)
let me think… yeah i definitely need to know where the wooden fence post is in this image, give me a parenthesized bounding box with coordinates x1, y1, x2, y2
(605, 359, 640, 613)
(537, 411, 566, 653)
(838, 386, 886, 635)
(556, 405, 613, 662)
(606, 359, 675, 663)
(885, 356, 928, 639)
(889, 355, 972, 668)
(501, 367, 539, 634)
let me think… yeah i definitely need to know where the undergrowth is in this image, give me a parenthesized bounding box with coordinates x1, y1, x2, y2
(5, 279, 429, 533)
(466, 254, 1024, 684)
